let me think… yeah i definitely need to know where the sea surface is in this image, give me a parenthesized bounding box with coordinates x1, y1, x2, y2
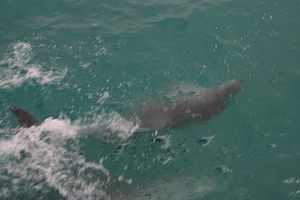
(0, 0, 299, 199)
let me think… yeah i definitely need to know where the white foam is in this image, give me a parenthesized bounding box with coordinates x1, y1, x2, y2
(0, 42, 67, 89)
(97, 91, 110, 104)
(1, 117, 111, 199)
(40, 117, 79, 138)
(0, 103, 145, 199)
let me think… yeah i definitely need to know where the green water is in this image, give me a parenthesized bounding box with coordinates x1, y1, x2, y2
(0, 0, 299, 199)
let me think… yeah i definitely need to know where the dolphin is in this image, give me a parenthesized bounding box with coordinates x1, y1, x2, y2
(10, 107, 39, 128)
(9, 78, 244, 130)
(137, 78, 245, 129)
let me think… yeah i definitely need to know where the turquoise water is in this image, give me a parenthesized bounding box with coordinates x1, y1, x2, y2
(0, 0, 299, 199)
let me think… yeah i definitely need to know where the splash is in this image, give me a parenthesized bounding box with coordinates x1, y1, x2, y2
(0, 42, 67, 89)
(78, 111, 139, 142)
(0, 118, 111, 199)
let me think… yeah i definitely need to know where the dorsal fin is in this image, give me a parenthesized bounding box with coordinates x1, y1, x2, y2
(10, 107, 39, 128)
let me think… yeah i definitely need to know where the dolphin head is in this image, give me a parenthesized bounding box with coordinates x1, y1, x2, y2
(215, 78, 245, 96)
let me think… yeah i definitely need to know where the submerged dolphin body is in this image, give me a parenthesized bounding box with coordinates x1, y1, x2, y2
(10, 107, 39, 128)
(137, 78, 245, 129)
(9, 79, 244, 130)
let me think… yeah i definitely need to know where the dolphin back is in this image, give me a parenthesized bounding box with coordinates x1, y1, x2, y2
(138, 78, 245, 129)
(10, 107, 38, 128)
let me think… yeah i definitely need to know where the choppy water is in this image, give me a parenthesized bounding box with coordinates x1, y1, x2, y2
(0, 0, 299, 199)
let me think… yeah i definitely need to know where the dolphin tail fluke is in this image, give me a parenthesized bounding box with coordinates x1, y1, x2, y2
(10, 107, 39, 128)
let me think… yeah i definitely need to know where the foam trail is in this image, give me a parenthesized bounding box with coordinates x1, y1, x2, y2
(0, 118, 111, 199)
